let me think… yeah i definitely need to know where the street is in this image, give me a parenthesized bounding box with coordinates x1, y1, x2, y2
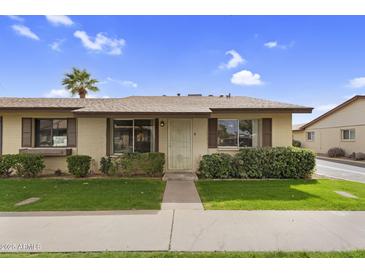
(316, 159, 365, 183)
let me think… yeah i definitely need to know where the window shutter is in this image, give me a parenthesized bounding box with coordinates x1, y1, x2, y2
(262, 118, 272, 147)
(154, 118, 159, 152)
(208, 118, 218, 148)
(106, 118, 111, 156)
(67, 118, 77, 147)
(0, 117, 2, 155)
(22, 118, 33, 147)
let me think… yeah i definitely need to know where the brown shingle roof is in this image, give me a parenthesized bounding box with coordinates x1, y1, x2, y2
(0, 96, 312, 113)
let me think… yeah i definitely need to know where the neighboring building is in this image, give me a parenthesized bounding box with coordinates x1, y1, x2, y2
(292, 123, 305, 145)
(0, 95, 312, 173)
(292, 95, 365, 155)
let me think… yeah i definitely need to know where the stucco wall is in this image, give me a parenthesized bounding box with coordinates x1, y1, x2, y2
(208, 112, 292, 155)
(77, 117, 107, 172)
(0, 111, 75, 173)
(1, 111, 293, 173)
(300, 99, 365, 155)
(159, 113, 292, 171)
(292, 130, 305, 144)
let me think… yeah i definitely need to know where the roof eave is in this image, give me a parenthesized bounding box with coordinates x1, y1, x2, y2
(210, 107, 313, 113)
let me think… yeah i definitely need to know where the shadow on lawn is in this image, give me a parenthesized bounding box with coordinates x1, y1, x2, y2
(198, 179, 320, 202)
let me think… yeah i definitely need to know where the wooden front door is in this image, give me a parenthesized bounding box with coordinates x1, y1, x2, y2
(168, 119, 193, 170)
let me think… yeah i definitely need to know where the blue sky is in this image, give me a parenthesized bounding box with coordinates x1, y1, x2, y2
(1, 15, 365, 124)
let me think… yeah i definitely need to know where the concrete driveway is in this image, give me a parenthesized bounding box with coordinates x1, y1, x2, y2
(2, 210, 365, 252)
(316, 158, 365, 183)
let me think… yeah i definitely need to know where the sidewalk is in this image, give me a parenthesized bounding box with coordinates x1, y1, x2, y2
(2, 210, 365, 252)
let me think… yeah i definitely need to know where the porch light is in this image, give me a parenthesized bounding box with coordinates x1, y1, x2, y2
(160, 120, 165, 127)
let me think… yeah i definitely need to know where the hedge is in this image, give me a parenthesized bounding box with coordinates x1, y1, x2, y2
(198, 153, 233, 179)
(67, 155, 92, 177)
(0, 154, 45, 177)
(198, 147, 316, 179)
(100, 152, 165, 177)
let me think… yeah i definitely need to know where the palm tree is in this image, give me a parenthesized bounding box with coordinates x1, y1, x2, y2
(62, 68, 99, 98)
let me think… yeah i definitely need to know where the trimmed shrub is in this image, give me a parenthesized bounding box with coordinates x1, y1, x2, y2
(198, 153, 233, 179)
(15, 154, 45, 177)
(100, 152, 165, 177)
(67, 155, 92, 177)
(292, 140, 301, 147)
(327, 147, 345, 158)
(0, 154, 18, 177)
(198, 147, 316, 179)
(100, 156, 113, 175)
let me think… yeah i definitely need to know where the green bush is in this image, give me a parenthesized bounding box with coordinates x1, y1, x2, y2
(101, 152, 165, 177)
(15, 154, 45, 177)
(198, 153, 233, 179)
(67, 155, 92, 177)
(100, 156, 113, 175)
(198, 147, 316, 179)
(0, 154, 18, 177)
(292, 139, 301, 147)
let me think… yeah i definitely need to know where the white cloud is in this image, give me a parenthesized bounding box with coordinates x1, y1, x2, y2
(11, 24, 39, 40)
(348, 77, 365, 88)
(44, 89, 71, 98)
(8, 15, 24, 22)
(316, 104, 337, 111)
(344, 93, 357, 100)
(49, 39, 65, 52)
(44, 88, 109, 98)
(264, 40, 294, 49)
(106, 77, 138, 88)
(231, 70, 264, 86)
(45, 15, 74, 26)
(264, 41, 278, 48)
(219, 50, 245, 69)
(74, 30, 126, 55)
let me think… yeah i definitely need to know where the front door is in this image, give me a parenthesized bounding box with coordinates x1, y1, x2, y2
(168, 119, 193, 170)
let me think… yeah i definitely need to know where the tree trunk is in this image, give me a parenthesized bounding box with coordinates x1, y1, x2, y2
(78, 89, 86, 98)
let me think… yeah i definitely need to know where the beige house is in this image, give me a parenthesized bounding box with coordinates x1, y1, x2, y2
(0, 95, 311, 173)
(292, 95, 365, 155)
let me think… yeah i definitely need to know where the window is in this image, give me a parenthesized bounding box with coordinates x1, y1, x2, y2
(113, 119, 154, 153)
(306, 131, 315, 141)
(35, 119, 68, 147)
(218, 119, 259, 148)
(341, 129, 355, 140)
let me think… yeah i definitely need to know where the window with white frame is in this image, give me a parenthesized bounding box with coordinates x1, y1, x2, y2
(113, 119, 154, 153)
(306, 131, 315, 141)
(217, 119, 259, 148)
(341, 129, 355, 140)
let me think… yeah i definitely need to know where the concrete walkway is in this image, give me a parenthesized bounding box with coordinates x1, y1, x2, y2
(161, 173, 203, 210)
(2, 210, 365, 252)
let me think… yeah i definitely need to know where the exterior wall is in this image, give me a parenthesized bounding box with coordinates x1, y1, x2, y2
(300, 99, 365, 155)
(1, 111, 293, 173)
(0, 111, 75, 174)
(208, 112, 292, 154)
(77, 117, 107, 172)
(292, 130, 305, 144)
(158, 113, 292, 172)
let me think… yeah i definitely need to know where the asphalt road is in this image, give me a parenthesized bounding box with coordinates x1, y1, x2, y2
(316, 158, 365, 183)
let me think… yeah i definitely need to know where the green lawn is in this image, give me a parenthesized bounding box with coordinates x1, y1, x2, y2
(1, 250, 365, 258)
(197, 179, 365, 210)
(0, 178, 165, 211)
